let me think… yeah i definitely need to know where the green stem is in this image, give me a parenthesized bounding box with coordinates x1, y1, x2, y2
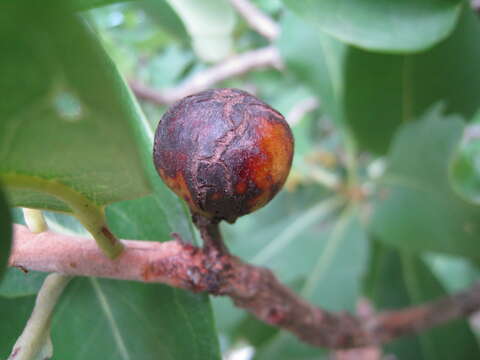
(1, 173, 123, 258)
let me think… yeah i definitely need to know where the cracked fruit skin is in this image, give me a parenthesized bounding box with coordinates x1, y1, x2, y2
(153, 88, 294, 223)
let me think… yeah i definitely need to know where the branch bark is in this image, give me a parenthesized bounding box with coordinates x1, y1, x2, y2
(228, 0, 280, 40)
(129, 46, 282, 105)
(286, 97, 319, 126)
(9, 225, 480, 349)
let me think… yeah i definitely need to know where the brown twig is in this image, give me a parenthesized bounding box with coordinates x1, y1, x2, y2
(228, 0, 279, 40)
(286, 97, 320, 126)
(9, 225, 480, 349)
(129, 46, 282, 105)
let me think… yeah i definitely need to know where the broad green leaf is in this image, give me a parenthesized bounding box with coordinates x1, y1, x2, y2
(51, 278, 220, 360)
(0, 3, 150, 213)
(372, 110, 480, 258)
(0, 188, 12, 280)
(106, 196, 171, 241)
(344, 7, 480, 153)
(282, 0, 463, 53)
(279, 8, 480, 154)
(366, 244, 480, 359)
(255, 207, 369, 360)
(0, 269, 47, 298)
(0, 295, 36, 359)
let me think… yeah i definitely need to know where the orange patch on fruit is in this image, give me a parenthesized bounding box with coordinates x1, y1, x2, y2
(246, 118, 293, 211)
(258, 120, 293, 184)
(235, 181, 247, 194)
(159, 169, 213, 218)
(160, 169, 193, 206)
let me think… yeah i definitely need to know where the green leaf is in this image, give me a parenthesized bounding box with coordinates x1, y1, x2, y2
(0, 3, 150, 212)
(0, 188, 12, 280)
(0, 269, 47, 298)
(344, 7, 480, 153)
(254, 207, 369, 360)
(279, 8, 480, 154)
(0, 295, 36, 359)
(106, 196, 171, 241)
(372, 109, 480, 258)
(278, 12, 346, 127)
(0, 3, 154, 256)
(282, 0, 463, 53)
(367, 244, 480, 359)
(50, 278, 220, 360)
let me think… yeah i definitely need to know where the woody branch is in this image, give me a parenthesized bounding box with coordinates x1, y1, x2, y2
(10, 225, 480, 350)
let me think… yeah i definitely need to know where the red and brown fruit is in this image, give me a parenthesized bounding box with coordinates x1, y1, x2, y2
(153, 88, 294, 223)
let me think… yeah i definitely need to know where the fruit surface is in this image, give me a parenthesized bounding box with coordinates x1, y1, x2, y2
(153, 88, 294, 223)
